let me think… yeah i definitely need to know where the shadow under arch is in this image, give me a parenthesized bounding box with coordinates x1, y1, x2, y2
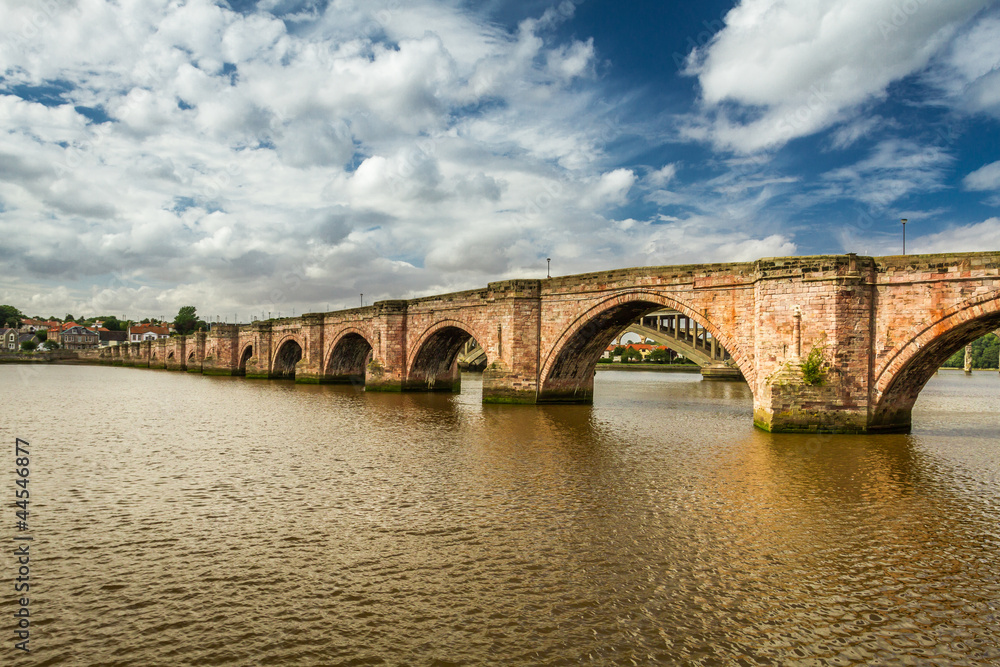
(324, 330, 374, 384)
(406, 320, 488, 392)
(539, 290, 753, 404)
(238, 344, 253, 376)
(272, 338, 303, 380)
(871, 297, 1000, 431)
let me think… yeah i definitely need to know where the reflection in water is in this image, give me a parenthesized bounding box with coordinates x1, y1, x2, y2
(1, 366, 997, 665)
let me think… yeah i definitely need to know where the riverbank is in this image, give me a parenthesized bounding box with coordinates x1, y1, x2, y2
(0, 351, 79, 363)
(596, 363, 701, 372)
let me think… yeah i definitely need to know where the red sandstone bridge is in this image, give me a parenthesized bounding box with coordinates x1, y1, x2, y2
(86, 252, 1000, 434)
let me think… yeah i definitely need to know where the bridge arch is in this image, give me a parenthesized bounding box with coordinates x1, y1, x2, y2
(871, 291, 1000, 431)
(272, 336, 304, 379)
(406, 319, 489, 392)
(324, 329, 375, 383)
(539, 290, 753, 403)
(238, 344, 253, 374)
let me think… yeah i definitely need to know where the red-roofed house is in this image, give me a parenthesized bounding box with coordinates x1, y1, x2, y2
(128, 324, 170, 342)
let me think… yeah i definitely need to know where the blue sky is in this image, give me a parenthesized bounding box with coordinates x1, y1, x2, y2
(1, 0, 999, 320)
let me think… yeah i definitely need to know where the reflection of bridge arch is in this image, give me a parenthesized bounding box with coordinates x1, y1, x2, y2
(870, 293, 1000, 430)
(406, 320, 487, 392)
(539, 291, 753, 403)
(324, 329, 374, 383)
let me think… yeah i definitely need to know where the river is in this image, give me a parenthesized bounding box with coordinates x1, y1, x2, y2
(2, 365, 998, 665)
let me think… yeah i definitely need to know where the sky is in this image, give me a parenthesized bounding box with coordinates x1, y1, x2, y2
(1, 0, 999, 321)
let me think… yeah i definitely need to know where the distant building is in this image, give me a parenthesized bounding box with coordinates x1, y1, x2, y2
(99, 330, 128, 346)
(57, 324, 100, 350)
(602, 342, 674, 361)
(19, 318, 60, 333)
(17, 333, 40, 350)
(128, 324, 170, 342)
(1, 328, 18, 352)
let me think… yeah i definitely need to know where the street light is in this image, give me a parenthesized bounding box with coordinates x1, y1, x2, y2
(901, 218, 907, 255)
(547, 258, 551, 278)
(360, 293, 363, 307)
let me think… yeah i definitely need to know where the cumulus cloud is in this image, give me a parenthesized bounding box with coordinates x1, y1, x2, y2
(0, 0, 838, 318)
(683, 0, 992, 153)
(910, 217, 1000, 254)
(931, 14, 1000, 117)
(964, 160, 1000, 190)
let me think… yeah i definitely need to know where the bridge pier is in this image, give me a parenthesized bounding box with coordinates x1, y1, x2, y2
(293, 315, 326, 383)
(700, 363, 743, 380)
(186, 332, 206, 373)
(751, 255, 876, 433)
(164, 337, 186, 371)
(365, 301, 408, 392)
(481, 280, 543, 403)
(202, 325, 241, 376)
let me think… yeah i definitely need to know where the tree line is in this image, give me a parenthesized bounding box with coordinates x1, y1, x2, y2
(0, 305, 209, 336)
(942, 333, 1000, 370)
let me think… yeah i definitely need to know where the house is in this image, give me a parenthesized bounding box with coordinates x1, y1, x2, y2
(1, 328, 18, 352)
(19, 318, 60, 333)
(128, 324, 170, 342)
(58, 324, 100, 350)
(99, 330, 128, 346)
(17, 333, 40, 350)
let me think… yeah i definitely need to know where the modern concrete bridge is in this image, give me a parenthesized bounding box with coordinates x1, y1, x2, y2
(86, 252, 1000, 434)
(616, 309, 742, 378)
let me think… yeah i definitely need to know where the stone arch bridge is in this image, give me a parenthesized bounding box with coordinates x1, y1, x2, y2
(87, 252, 1000, 434)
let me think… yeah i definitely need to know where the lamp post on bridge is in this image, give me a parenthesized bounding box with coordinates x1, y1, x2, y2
(547, 258, 551, 278)
(901, 218, 907, 255)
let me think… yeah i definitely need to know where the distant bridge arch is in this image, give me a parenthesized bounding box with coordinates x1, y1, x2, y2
(538, 290, 754, 403)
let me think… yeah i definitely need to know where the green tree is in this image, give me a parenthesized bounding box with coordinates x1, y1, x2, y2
(64, 313, 75, 323)
(622, 347, 643, 363)
(41, 340, 59, 350)
(173, 306, 207, 335)
(943, 333, 1000, 369)
(20, 340, 37, 352)
(95, 316, 125, 331)
(0, 305, 24, 328)
(648, 348, 671, 363)
(613, 345, 626, 359)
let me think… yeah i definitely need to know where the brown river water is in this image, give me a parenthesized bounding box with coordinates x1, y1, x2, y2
(2, 364, 998, 666)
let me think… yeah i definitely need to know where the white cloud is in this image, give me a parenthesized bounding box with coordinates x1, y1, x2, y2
(684, 0, 992, 152)
(0, 1, 821, 318)
(821, 139, 953, 207)
(910, 217, 1000, 254)
(932, 14, 1000, 117)
(963, 160, 1000, 190)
